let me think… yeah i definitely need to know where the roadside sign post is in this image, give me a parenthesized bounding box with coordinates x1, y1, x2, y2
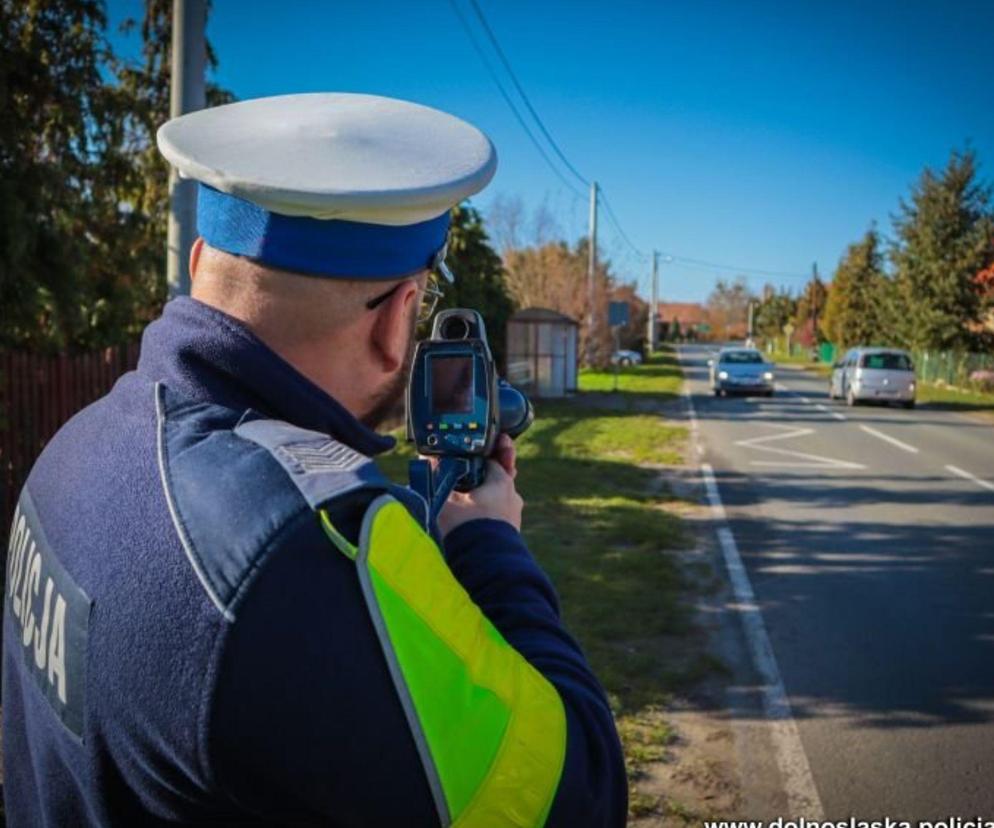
(608, 301, 630, 392)
(648, 251, 659, 353)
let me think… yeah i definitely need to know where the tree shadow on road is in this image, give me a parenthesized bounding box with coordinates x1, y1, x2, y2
(711, 465, 994, 729)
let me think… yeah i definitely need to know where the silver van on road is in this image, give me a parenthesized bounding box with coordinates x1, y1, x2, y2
(829, 347, 916, 408)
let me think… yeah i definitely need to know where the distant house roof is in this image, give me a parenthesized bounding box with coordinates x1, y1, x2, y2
(509, 307, 579, 325)
(656, 302, 707, 326)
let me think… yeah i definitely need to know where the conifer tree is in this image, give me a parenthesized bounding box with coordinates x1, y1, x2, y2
(754, 289, 797, 343)
(822, 228, 889, 349)
(436, 204, 516, 368)
(0, 0, 231, 351)
(891, 149, 994, 351)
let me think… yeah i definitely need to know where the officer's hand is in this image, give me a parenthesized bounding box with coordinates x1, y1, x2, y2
(490, 432, 517, 479)
(437, 435, 523, 537)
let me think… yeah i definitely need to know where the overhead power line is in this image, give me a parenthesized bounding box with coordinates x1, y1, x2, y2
(447, 0, 586, 201)
(468, 0, 591, 189)
(451, 1, 814, 289)
(599, 189, 647, 260)
(453, 1, 644, 259)
(661, 253, 809, 280)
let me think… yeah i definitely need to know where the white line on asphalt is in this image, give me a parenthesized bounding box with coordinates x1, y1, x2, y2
(701, 463, 825, 819)
(777, 382, 847, 421)
(946, 464, 994, 493)
(682, 387, 704, 458)
(858, 424, 919, 454)
(814, 402, 847, 421)
(750, 461, 849, 468)
(677, 346, 824, 818)
(735, 425, 866, 469)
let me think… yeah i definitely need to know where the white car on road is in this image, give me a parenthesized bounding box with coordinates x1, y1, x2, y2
(709, 347, 776, 396)
(829, 347, 916, 408)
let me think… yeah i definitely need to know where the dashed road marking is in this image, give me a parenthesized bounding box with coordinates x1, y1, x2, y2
(858, 424, 919, 454)
(946, 464, 994, 493)
(778, 383, 847, 420)
(814, 402, 847, 421)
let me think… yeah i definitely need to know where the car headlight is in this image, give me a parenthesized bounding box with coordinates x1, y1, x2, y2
(718, 371, 729, 380)
(909, 381, 916, 392)
(763, 371, 774, 381)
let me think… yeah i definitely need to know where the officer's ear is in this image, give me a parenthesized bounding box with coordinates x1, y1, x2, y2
(369, 278, 419, 373)
(189, 237, 205, 282)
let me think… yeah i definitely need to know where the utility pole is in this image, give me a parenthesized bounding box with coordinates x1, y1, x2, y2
(166, 0, 207, 298)
(811, 261, 821, 352)
(647, 250, 659, 352)
(586, 181, 598, 365)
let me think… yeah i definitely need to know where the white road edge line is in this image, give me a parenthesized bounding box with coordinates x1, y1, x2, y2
(946, 464, 994, 493)
(701, 463, 824, 819)
(858, 424, 919, 454)
(682, 385, 705, 459)
(678, 350, 824, 819)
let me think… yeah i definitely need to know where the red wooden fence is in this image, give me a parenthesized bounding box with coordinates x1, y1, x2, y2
(0, 343, 141, 531)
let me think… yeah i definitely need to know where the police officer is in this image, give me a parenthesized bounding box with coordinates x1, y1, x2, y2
(3, 93, 626, 826)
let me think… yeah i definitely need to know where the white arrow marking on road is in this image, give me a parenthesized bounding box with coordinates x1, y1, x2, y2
(859, 424, 919, 454)
(734, 425, 866, 469)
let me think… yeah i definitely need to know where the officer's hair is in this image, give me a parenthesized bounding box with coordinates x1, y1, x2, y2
(192, 243, 419, 344)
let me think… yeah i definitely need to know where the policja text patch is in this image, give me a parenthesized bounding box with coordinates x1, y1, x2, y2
(6, 488, 92, 738)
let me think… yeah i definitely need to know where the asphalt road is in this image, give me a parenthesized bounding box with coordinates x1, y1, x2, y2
(678, 343, 994, 821)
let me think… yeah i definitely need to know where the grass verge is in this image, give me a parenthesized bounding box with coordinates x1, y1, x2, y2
(768, 351, 832, 378)
(915, 382, 994, 414)
(578, 350, 684, 406)
(379, 348, 716, 818)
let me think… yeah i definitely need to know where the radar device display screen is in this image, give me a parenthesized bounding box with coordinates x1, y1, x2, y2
(431, 355, 474, 414)
(408, 308, 533, 494)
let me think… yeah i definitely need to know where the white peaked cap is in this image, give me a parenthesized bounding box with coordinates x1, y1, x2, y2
(157, 92, 497, 226)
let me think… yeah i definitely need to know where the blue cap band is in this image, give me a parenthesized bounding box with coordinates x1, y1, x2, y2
(196, 184, 451, 279)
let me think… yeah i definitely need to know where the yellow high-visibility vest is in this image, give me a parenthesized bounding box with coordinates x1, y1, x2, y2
(320, 494, 566, 827)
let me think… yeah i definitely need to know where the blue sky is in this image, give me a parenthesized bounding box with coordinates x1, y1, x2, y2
(107, 0, 994, 302)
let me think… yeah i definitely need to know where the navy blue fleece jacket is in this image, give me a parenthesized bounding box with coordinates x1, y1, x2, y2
(2, 296, 626, 826)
